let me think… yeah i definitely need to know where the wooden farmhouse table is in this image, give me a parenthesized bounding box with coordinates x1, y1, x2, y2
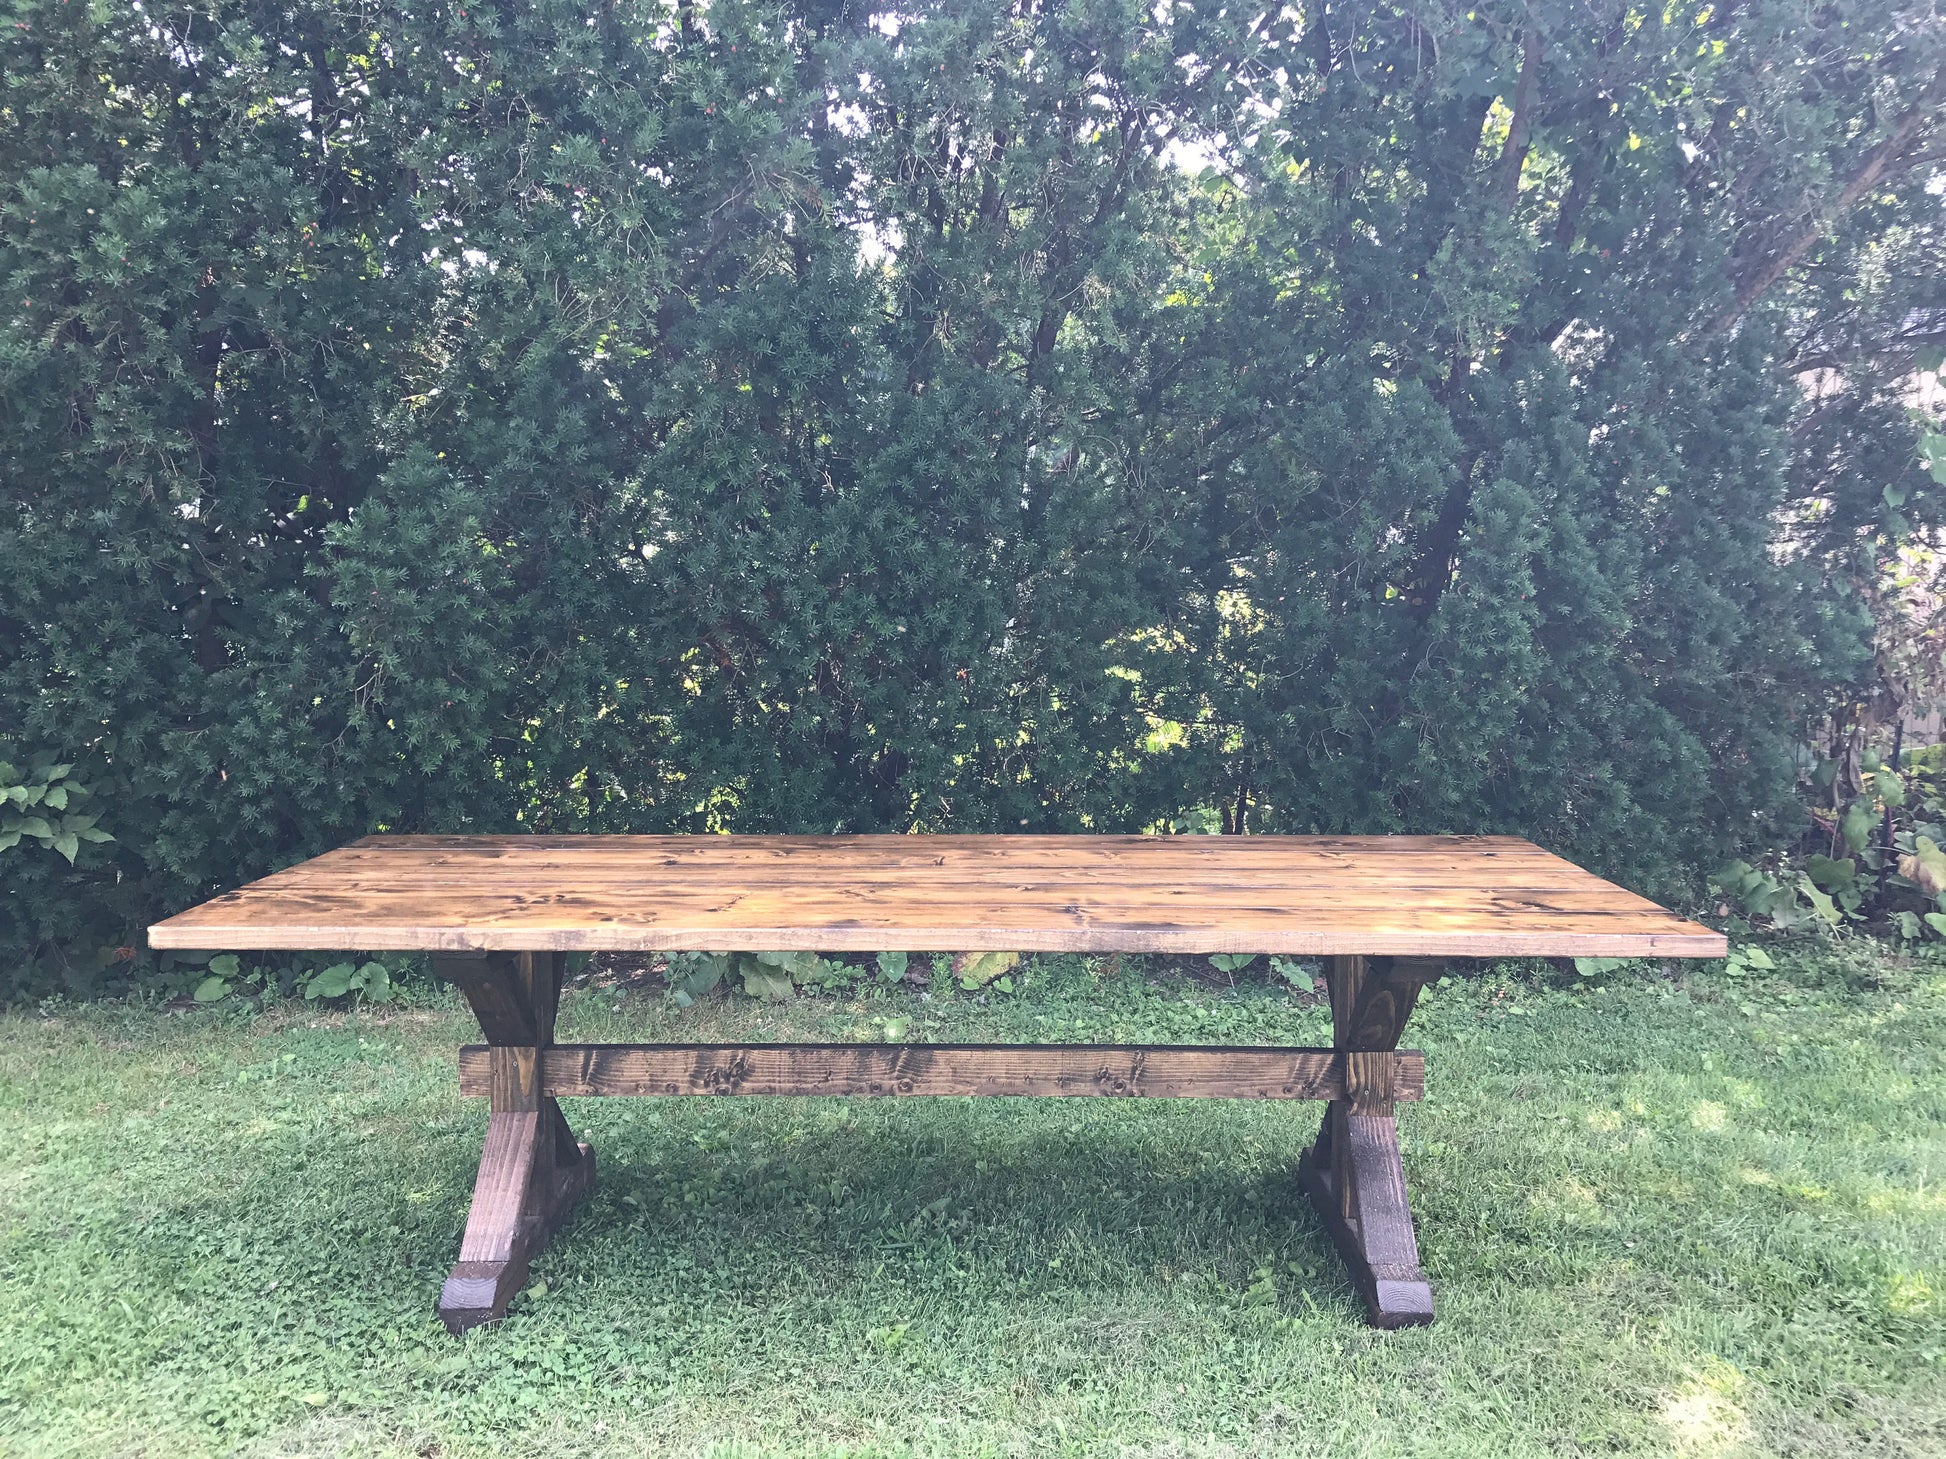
(149, 833, 1724, 1332)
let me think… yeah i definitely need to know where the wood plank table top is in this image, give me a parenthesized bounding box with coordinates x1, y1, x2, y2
(149, 834, 1726, 959)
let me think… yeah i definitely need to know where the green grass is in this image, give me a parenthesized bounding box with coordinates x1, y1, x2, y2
(1, 945, 1942, 1458)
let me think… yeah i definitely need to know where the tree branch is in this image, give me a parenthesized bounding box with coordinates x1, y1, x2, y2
(1493, 29, 1543, 215)
(1708, 72, 1944, 334)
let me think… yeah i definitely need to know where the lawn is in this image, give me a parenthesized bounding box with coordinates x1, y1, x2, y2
(1, 945, 1941, 1458)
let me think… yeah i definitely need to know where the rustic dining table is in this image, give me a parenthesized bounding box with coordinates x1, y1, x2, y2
(148, 833, 1724, 1332)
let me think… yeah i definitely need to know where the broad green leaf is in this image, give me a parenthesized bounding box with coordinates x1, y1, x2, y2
(671, 955, 727, 1000)
(1741, 946, 1774, 969)
(751, 950, 823, 980)
(1895, 910, 1923, 939)
(875, 951, 909, 981)
(1839, 801, 1875, 853)
(740, 964, 794, 1001)
(193, 975, 230, 1003)
(954, 951, 1019, 989)
(307, 963, 356, 999)
(10, 816, 53, 840)
(1920, 429, 1946, 486)
(360, 963, 393, 1002)
(1927, 912, 1946, 938)
(1805, 855, 1857, 893)
(1208, 953, 1258, 973)
(207, 954, 240, 977)
(52, 831, 79, 862)
(1874, 768, 1905, 808)
(41, 785, 67, 810)
(1797, 876, 1842, 925)
(1269, 956, 1315, 994)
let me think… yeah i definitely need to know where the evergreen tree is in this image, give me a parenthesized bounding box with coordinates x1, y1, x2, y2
(2, 0, 1938, 982)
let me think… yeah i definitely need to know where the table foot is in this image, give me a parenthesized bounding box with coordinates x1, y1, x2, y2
(1300, 1105, 1434, 1328)
(438, 1105, 595, 1333)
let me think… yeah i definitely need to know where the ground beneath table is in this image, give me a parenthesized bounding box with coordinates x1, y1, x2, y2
(0, 947, 1940, 1458)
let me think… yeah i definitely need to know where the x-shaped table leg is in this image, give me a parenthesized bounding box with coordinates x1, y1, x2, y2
(433, 952, 596, 1333)
(1298, 954, 1441, 1327)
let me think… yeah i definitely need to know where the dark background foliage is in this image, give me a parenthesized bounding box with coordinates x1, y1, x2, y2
(3, 0, 1941, 986)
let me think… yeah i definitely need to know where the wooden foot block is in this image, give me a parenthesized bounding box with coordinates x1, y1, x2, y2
(438, 1258, 534, 1333)
(1299, 1108, 1434, 1329)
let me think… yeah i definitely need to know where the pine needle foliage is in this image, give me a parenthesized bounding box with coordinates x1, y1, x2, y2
(2, 0, 1940, 977)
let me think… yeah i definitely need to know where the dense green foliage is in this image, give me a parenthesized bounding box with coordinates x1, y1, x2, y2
(3, 0, 1941, 981)
(2, 948, 1941, 1453)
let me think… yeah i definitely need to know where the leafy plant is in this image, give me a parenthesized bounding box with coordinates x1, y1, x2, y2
(1724, 737, 1946, 941)
(1570, 957, 1630, 979)
(663, 950, 847, 1005)
(952, 952, 1020, 992)
(176, 951, 402, 1005)
(1207, 954, 1258, 975)
(1268, 956, 1315, 994)
(1722, 946, 1775, 979)
(1713, 860, 1850, 932)
(303, 961, 394, 1003)
(193, 955, 244, 1004)
(0, 760, 113, 864)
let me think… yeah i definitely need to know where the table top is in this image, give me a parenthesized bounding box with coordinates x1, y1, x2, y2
(147, 834, 1726, 958)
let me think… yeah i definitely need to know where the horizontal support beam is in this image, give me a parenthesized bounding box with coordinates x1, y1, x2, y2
(458, 1042, 1425, 1102)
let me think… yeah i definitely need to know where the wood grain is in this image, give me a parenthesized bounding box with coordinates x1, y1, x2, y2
(1297, 953, 1436, 1327)
(436, 949, 597, 1332)
(148, 834, 1725, 958)
(456, 1111, 540, 1266)
(433, 952, 539, 1046)
(455, 1042, 1427, 1102)
(1297, 1125, 1436, 1329)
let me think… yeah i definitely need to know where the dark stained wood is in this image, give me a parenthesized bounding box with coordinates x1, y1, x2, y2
(148, 834, 1727, 958)
(438, 1110, 596, 1333)
(454, 1110, 539, 1267)
(1341, 958, 1438, 1053)
(1343, 1050, 1398, 1119)
(1297, 1118, 1435, 1329)
(433, 952, 539, 1045)
(455, 1042, 1428, 1102)
(1300, 954, 1436, 1327)
(435, 951, 596, 1333)
(488, 1045, 540, 1111)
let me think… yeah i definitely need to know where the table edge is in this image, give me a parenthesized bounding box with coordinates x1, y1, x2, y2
(148, 921, 1729, 958)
